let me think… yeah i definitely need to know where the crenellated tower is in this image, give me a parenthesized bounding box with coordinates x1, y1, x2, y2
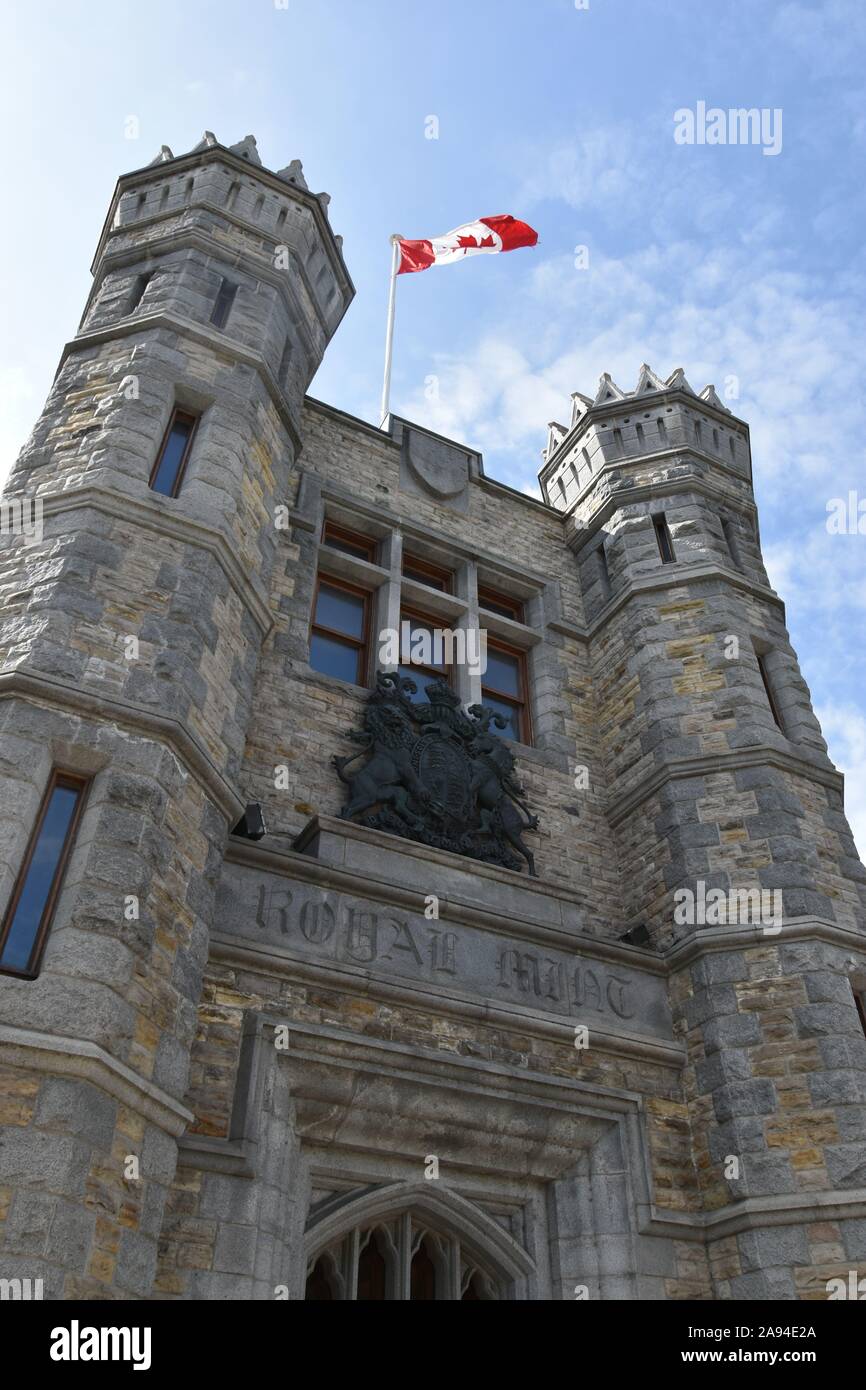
(540, 366, 866, 1297)
(0, 134, 352, 1297)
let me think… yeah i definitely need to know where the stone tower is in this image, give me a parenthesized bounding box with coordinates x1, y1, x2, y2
(540, 367, 866, 1297)
(0, 134, 351, 1297)
(1, 141, 864, 1302)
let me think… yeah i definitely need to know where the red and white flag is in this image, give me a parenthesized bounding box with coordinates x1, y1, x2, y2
(396, 215, 539, 274)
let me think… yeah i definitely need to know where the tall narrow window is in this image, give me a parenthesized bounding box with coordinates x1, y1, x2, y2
(277, 336, 293, 387)
(410, 1240, 437, 1301)
(653, 513, 676, 564)
(398, 609, 450, 701)
(481, 641, 529, 743)
(210, 278, 238, 330)
(0, 771, 89, 978)
(356, 1232, 387, 1302)
(310, 577, 369, 685)
(854, 988, 866, 1039)
(756, 653, 785, 731)
(149, 408, 199, 498)
(596, 542, 612, 600)
(721, 516, 743, 570)
(128, 272, 152, 313)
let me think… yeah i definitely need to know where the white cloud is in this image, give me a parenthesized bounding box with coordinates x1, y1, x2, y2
(816, 701, 866, 858)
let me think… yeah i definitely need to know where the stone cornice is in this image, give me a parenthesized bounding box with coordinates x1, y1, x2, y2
(87, 220, 324, 359)
(56, 311, 303, 456)
(665, 915, 866, 969)
(545, 560, 786, 646)
(0, 668, 244, 822)
(38, 484, 274, 638)
(606, 744, 844, 827)
(0, 1024, 193, 1135)
(563, 467, 758, 545)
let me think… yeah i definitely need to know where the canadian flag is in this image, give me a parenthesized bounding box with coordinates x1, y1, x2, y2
(397, 215, 539, 274)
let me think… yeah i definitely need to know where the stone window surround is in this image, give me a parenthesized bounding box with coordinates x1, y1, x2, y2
(312, 503, 547, 749)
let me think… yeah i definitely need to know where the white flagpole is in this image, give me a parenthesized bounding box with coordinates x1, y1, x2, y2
(379, 234, 402, 428)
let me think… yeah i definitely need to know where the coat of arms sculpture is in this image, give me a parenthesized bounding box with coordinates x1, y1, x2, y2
(332, 671, 539, 875)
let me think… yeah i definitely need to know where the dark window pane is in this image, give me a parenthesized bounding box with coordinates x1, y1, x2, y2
(1, 784, 81, 973)
(481, 694, 521, 741)
(410, 1240, 437, 1300)
(310, 633, 360, 684)
(323, 534, 373, 561)
(403, 565, 447, 591)
(315, 583, 365, 639)
(211, 279, 238, 330)
(356, 1232, 387, 1301)
(151, 417, 195, 496)
(480, 594, 522, 621)
(484, 648, 521, 697)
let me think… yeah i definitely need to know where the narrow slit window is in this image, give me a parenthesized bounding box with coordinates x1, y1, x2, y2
(481, 641, 530, 744)
(653, 514, 676, 564)
(597, 542, 612, 599)
(149, 407, 199, 498)
(613, 427, 624, 454)
(756, 653, 785, 731)
(0, 771, 89, 978)
(694, 419, 702, 445)
(310, 577, 369, 686)
(128, 272, 152, 313)
(635, 423, 645, 450)
(657, 417, 667, 443)
(721, 516, 743, 570)
(277, 336, 293, 387)
(210, 278, 238, 330)
(854, 988, 866, 1039)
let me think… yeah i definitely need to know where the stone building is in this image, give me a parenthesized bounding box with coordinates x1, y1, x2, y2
(0, 133, 865, 1302)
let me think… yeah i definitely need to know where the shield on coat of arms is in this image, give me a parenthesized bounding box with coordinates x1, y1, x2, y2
(414, 735, 472, 827)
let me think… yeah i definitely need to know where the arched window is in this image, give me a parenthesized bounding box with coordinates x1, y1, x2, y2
(304, 1209, 506, 1301)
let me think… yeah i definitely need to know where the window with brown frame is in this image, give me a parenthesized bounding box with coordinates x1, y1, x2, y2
(310, 574, 370, 686)
(0, 770, 90, 979)
(481, 640, 530, 743)
(149, 407, 199, 498)
(478, 587, 524, 623)
(321, 521, 377, 564)
(398, 607, 451, 702)
(401, 554, 452, 592)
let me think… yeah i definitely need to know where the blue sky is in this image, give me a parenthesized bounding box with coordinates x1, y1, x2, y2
(2, 0, 865, 848)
